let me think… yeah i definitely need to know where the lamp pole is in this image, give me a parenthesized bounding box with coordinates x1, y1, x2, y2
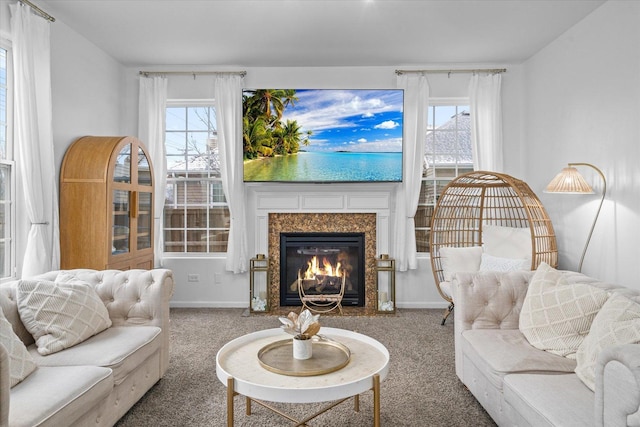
(569, 163, 607, 273)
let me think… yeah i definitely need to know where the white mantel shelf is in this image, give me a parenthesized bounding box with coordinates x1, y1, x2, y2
(247, 183, 396, 258)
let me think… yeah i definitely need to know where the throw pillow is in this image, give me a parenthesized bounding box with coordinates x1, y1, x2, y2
(519, 262, 609, 359)
(479, 253, 530, 272)
(0, 304, 37, 387)
(482, 225, 531, 260)
(575, 292, 640, 391)
(17, 279, 112, 356)
(439, 246, 483, 282)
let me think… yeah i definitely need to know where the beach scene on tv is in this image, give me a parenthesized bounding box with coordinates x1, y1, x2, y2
(242, 89, 404, 182)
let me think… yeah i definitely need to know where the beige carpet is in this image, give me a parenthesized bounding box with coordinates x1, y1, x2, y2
(115, 308, 496, 426)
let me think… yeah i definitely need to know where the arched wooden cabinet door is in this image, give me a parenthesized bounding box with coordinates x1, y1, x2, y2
(60, 136, 154, 270)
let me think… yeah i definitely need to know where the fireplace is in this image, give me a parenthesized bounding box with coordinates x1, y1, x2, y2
(280, 232, 365, 307)
(268, 212, 377, 315)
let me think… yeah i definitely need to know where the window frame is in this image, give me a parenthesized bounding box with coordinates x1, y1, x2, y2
(0, 40, 16, 281)
(163, 100, 230, 258)
(416, 98, 473, 255)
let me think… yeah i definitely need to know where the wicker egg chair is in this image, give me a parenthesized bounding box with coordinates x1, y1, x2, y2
(430, 171, 558, 325)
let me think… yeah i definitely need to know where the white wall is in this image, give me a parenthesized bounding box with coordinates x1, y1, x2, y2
(49, 21, 125, 174)
(522, 0, 640, 287)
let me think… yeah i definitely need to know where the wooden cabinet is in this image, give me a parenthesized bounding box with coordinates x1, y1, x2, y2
(60, 136, 154, 270)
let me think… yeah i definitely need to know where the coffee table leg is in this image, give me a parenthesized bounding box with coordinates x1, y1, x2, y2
(373, 374, 380, 427)
(354, 394, 359, 412)
(246, 397, 252, 415)
(227, 377, 234, 427)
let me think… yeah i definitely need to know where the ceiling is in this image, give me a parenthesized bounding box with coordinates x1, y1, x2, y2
(37, 0, 606, 67)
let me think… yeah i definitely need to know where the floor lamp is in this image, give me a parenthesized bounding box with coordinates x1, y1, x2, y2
(544, 163, 606, 273)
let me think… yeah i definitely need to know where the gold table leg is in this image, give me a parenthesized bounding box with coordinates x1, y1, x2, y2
(226, 374, 382, 426)
(226, 377, 234, 427)
(373, 374, 381, 427)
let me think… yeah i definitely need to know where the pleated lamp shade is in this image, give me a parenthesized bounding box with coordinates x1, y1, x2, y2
(544, 167, 594, 194)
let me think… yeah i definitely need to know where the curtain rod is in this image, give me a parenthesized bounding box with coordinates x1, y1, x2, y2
(19, 0, 55, 22)
(139, 70, 247, 78)
(395, 68, 506, 75)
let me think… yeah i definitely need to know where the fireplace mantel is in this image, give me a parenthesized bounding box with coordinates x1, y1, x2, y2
(248, 185, 394, 315)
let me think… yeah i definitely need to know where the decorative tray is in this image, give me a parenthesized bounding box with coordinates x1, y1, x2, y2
(257, 336, 351, 377)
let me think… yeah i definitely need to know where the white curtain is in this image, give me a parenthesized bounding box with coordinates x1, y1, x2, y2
(393, 74, 430, 272)
(138, 76, 168, 267)
(10, 4, 59, 277)
(214, 74, 248, 273)
(469, 73, 503, 171)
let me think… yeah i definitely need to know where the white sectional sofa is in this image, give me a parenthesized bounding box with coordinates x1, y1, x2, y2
(452, 267, 640, 427)
(0, 268, 174, 427)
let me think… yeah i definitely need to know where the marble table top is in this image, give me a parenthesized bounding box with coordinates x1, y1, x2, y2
(216, 327, 390, 403)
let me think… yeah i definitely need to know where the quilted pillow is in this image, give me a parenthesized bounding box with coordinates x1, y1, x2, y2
(482, 225, 531, 259)
(0, 304, 37, 387)
(479, 253, 529, 272)
(575, 292, 640, 391)
(519, 262, 609, 359)
(17, 279, 112, 356)
(439, 246, 483, 282)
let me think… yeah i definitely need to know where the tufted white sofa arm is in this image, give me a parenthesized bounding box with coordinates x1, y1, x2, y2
(595, 344, 640, 427)
(32, 268, 175, 376)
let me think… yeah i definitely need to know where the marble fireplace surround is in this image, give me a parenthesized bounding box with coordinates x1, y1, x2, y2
(268, 212, 378, 315)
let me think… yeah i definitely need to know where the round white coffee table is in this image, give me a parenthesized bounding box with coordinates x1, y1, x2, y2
(216, 327, 390, 426)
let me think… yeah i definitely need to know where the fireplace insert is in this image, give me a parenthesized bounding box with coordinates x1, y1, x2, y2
(280, 232, 365, 307)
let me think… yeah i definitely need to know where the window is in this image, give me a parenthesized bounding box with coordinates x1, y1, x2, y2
(0, 44, 15, 279)
(164, 102, 230, 254)
(416, 103, 473, 253)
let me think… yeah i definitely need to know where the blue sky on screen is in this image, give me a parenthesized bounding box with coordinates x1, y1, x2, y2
(280, 89, 404, 153)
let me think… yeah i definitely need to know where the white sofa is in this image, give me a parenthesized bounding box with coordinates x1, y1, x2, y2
(452, 268, 640, 427)
(0, 268, 174, 427)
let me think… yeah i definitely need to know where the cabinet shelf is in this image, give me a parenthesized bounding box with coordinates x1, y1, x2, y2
(61, 136, 154, 270)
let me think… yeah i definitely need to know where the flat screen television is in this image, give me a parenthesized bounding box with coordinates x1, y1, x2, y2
(242, 89, 403, 183)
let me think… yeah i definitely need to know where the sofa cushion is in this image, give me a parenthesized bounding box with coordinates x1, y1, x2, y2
(0, 284, 34, 346)
(519, 262, 609, 359)
(9, 364, 112, 427)
(462, 329, 576, 391)
(29, 325, 161, 386)
(440, 246, 483, 282)
(479, 253, 529, 272)
(17, 279, 112, 355)
(503, 373, 595, 427)
(0, 305, 36, 387)
(575, 292, 640, 391)
(482, 225, 531, 259)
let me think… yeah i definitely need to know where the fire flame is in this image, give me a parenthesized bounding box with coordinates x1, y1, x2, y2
(302, 256, 342, 279)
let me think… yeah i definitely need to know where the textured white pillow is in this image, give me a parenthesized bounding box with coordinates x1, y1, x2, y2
(479, 253, 530, 272)
(0, 305, 37, 387)
(575, 293, 640, 391)
(519, 262, 609, 359)
(17, 279, 112, 356)
(483, 225, 531, 259)
(439, 246, 483, 282)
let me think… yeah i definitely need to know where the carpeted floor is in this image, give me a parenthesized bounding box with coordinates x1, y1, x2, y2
(115, 308, 496, 426)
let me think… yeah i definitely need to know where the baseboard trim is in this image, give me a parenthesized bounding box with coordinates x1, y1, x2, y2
(169, 301, 451, 309)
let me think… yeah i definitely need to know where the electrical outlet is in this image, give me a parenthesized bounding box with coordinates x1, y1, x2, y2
(214, 273, 222, 285)
(187, 273, 200, 282)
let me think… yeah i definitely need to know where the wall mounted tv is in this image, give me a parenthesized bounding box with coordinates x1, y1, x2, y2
(242, 89, 404, 183)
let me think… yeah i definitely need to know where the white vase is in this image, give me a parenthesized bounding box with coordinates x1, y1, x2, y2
(292, 336, 312, 360)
